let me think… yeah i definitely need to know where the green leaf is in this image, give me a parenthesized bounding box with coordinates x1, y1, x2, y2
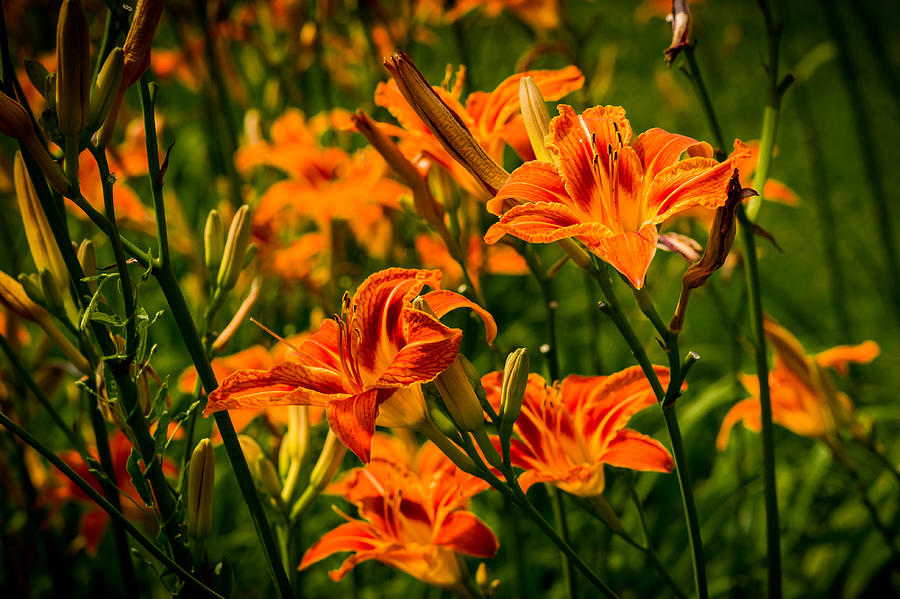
(126, 448, 155, 509)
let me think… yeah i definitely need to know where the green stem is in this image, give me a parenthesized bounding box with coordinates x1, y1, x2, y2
(738, 206, 782, 599)
(137, 75, 292, 597)
(682, 48, 726, 161)
(549, 486, 578, 599)
(0, 410, 223, 598)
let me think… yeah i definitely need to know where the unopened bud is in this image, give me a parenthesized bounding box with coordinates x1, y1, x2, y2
(216, 205, 251, 291)
(14, 152, 74, 317)
(476, 563, 489, 589)
(664, 0, 693, 65)
(188, 438, 215, 540)
(203, 209, 224, 271)
(55, 0, 91, 136)
(519, 77, 553, 163)
(39, 268, 66, 316)
(44, 72, 58, 116)
(24, 59, 50, 98)
(384, 51, 509, 195)
(1, 270, 89, 373)
(499, 348, 528, 449)
(87, 48, 124, 133)
(308, 430, 346, 492)
(0, 96, 68, 195)
(17, 273, 45, 306)
(279, 405, 309, 478)
(76, 239, 97, 293)
(238, 434, 282, 498)
(433, 357, 485, 432)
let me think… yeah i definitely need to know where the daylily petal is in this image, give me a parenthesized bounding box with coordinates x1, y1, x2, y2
(644, 156, 733, 223)
(203, 361, 346, 416)
(487, 161, 569, 216)
(815, 341, 880, 375)
(326, 389, 382, 462)
(633, 127, 709, 188)
(374, 310, 461, 388)
(584, 223, 658, 289)
(299, 520, 380, 572)
(433, 510, 499, 558)
(602, 430, 674, 472)
(716, 398, 762, 450)
(484, 202, 612, 246)
(421, 289, 497, 344)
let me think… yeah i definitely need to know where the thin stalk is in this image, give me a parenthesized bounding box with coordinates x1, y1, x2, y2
(137, 75, 292, 597)
(0, 410, 223, 599)
(738, 206, 781, 599)
(549, 486, 578, 599)
(681, 48, 726, 161)
(678, 11, 785, 593)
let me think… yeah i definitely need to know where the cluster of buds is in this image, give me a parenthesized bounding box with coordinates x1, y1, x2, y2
(203, 205, 254, 294)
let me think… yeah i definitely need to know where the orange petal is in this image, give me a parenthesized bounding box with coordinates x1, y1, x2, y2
(484, 201, 611, 246)
(815, 341, 880, 375)
(602, 429, 673, 472)
(373, 310, 462, 387)
(633, 127, 709, 186)
(487, 160, 569, 216)
(433, 510, 499, 558)
(716, 398, 762, 450)
(326, 389, 383, 463)
(421, 289, 497, 344)
(299, 519, 379, 572)
(584, 223, 658, 289)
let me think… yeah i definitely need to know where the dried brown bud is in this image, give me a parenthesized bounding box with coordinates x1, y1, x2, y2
(664, 0, 693, 66)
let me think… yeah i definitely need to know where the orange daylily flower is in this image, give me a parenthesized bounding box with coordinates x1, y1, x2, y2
(717, 318, 880, 449)
(449, 0, 560, 30)
(300, 433, 497, 589)
(483, 366, 674, 496)
(375, 65, 583, 196)
(414, 232, 528, 292)
(484, 104, 749, 288)
(204, 268, 496, 462)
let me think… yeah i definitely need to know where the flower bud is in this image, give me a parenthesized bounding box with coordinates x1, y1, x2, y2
(76, 239, 97, 293)
(499, 348, 528, 450)
(665, 0, 692, 65)
(290, 430, 348, 520)
(278, 405, 309, 478)
(39, 268, 66, 316)
(17, 273, 45, 306)
(519, 76, 553, 163)
(0, 270, 89, 373)
(14, 152, 75, 318)
(216, 205, 251, 291)
(384, 51, 509, 194)
(238, 434, 282, 497)
(99, 0, 165, 145)
(0, 95, 68, 195)
(203, 209, 224, 272)
(188, 438, 215, 540)
(55, 0, 91, 137)
(433, 357, 485, 433)
(87, 48, 124, 133)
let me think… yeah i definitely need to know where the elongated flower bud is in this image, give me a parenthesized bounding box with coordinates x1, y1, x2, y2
(99, 0, 165, 145)
(384, 51, 509, 194)
(0, 270, 89, 373)
(0, 95, 69, 195)
(519, 76, 553, 163)
(217, 205, 251, 291)
(238, 434, 282, 497)
(289, 429, 348, 521)
(279, 405, 309, 478)
(77, 239, 97, 293)
(203, 209, 224, 272)
(14, 152, 75, 318)
(665, 0, 693, 65)
(499, 348, 528, 453)
(433, 356, 485, 432)
(56, 0, 90, 136)
(39, 268, 66, 316)
(87, 48, 124, 132)
(188, 438, 215, 540)
(17, 273, 45, 306)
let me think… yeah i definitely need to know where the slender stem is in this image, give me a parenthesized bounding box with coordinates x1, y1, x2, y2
(549, 486, 578, 599)
(0, 410, 223, 599)
(738, 206, 782, 599)
(136, 75, 292, 596)
(682, 48, 726, 161)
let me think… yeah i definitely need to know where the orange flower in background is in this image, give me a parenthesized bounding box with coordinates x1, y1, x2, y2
(300, 433, 497, 588)
(717, 318, 880, 449)
(375, 65, 583, 196)
(450, 0, 561, 30)
(484, 104, 749, 288)
(47, 432, 175, 554)
(414, 232, 528, 292)
(204, 268, 496, 462)
(482, 366, 674, 497)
